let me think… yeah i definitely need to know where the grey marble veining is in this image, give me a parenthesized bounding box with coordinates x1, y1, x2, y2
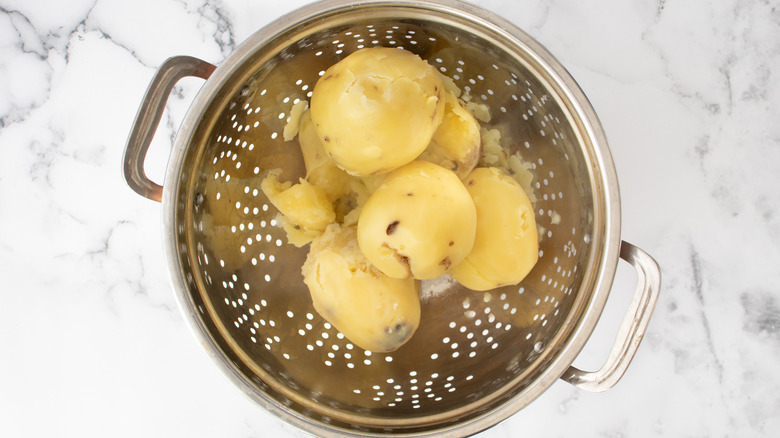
(1, 0, 779, 436)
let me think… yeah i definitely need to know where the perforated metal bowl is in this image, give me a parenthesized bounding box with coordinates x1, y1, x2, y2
(123, 0, 660, 436)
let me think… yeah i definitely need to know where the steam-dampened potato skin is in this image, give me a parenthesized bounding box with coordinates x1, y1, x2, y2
(450, 167, 539, 291)
(309, 47, 444, 176)
(302, 223, 420, 353)
(357, 160, 477, 280)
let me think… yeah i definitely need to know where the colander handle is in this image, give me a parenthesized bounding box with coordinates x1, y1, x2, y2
(561, 240, 661, 392)
(123, 56, 216, 202)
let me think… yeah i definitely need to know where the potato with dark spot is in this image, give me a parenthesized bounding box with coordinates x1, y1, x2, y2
(309, 48, 444, 176)
(357, 160, 476, 280)
(450, 167, 538, 290)
(302, 223, 420, 352)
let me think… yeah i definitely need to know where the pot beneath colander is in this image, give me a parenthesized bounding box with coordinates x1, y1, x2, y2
(123, 0, 660, 436)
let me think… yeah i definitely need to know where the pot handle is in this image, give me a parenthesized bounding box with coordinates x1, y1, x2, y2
(561, 240, 661, 392)
(123, 56, 216, 202)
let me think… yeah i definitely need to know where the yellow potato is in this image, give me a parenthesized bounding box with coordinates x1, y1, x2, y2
(309, 47, 444, 176)
(419, 91, 482, 179)
(298, 110, 355, 202)
(297, 110, 382, 226)
(260, 170, 336, 247)
(357, 160, 477, 280)
(302, 223, 420, 352)
(450, 167, 539, 290)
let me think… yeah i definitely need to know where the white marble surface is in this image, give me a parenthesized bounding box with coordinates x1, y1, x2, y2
(1, 0, 779, 436)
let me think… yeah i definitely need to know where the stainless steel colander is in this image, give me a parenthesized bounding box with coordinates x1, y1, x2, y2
(122, 0, 661, 436)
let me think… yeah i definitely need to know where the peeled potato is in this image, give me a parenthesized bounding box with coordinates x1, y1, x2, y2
(298, 110, 355, 202)
(309, 47, 444, 176)
(450, 167, 538, 290)
(357, 160, 477, 280)
(302, 223, 420, 352)
(260, 170, 335, 247)
(419, 91, 482, 179)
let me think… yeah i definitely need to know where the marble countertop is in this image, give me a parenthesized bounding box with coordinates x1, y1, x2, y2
(1, 0, 778, 436)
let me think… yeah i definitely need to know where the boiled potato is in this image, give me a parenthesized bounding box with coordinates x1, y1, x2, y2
(357, 160, 477, 280)
(302, 223, 420, 352)
(260, 170, 336, 247)
(450, 167, 538, 290)
(419, 91, 482, 179)
(298, 110, 358, 202)
(309, 47, 444, 176)
(298, 109, 379, 225)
